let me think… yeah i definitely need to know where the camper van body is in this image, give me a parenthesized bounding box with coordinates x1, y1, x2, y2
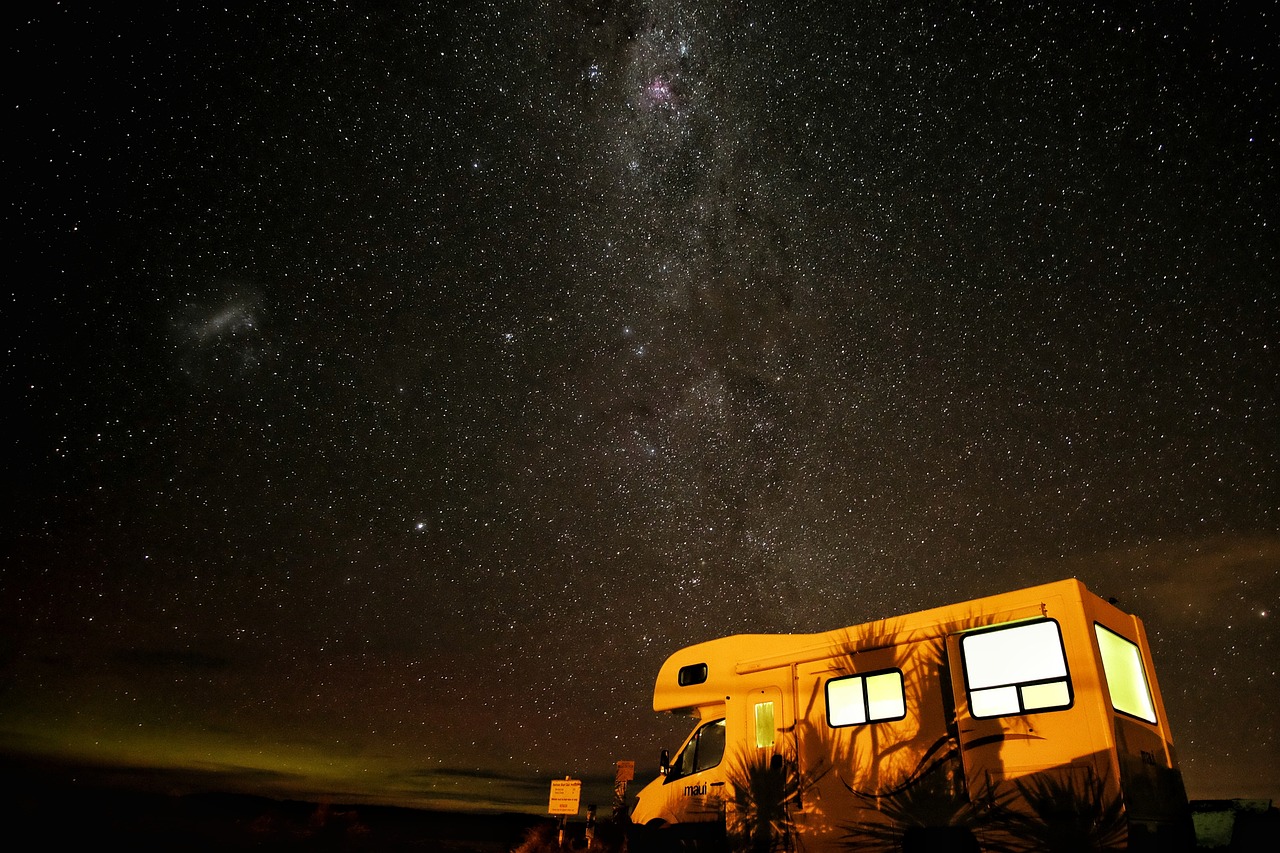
(629, 578, 1193, 851)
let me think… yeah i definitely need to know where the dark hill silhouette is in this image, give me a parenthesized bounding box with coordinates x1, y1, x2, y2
(0, 754, 553, 851)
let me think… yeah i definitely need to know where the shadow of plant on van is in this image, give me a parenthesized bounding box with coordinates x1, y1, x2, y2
(725, 748, 823, 853)
(837, 741, 985, 853)
(825, 624, 985, 853)
(979, 770, 1127, 853)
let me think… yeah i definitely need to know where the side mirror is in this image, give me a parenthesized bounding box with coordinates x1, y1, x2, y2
(659, 748, 670, 776)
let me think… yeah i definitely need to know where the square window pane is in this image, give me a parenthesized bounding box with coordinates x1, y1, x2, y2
(1096, 625, 1157, 723)
(1021, 679, 1071, 711)
(866, 671, 905, 721)
(963, 620, 1068, 690)
(827, 676, 867, 726)
(970, 685, 1019, 718)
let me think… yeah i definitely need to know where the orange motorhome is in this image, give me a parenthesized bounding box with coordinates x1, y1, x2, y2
(628, 578, 1194, 851)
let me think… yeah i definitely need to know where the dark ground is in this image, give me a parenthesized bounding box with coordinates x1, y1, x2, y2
(2, 756, 1274, 851)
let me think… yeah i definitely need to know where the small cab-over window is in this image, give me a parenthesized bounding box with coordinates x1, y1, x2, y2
(678, 663, 708, 686)
(961, 618, 1073, 718)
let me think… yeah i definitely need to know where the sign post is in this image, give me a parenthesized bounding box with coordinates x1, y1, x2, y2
(548, 777, 582, 847)
(613, 760, 635, 821)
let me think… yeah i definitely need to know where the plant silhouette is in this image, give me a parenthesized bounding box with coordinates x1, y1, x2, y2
(838, 744, 986, 852)
(980, 770, 1127, 853)
(725, 747, 820, 853)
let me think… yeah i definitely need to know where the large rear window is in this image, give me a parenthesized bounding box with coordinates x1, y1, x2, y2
(960, 619, 1073, 718)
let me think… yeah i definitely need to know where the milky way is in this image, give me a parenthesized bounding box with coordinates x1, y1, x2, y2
(5, 1, 1277, 812)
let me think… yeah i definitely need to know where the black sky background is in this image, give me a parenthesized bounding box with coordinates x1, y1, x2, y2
(4, 1, 1277, 813)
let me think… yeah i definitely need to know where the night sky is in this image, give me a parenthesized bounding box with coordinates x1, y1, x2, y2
(5, 1, 1277, 816)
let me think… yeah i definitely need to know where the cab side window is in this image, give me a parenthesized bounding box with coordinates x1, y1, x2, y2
(670, 719, 726, 780)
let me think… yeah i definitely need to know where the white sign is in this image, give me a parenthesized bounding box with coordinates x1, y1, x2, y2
(548, 778, 582, 815)
(615, 760, 635, 782)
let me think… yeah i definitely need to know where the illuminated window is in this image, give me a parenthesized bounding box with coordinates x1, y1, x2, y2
(1095, 624, 1157, 723)
(678, 663, 708, 686)
(826, 669, 906, 727)
(755, 701, 776, 748)
(961, 619, 1072, 718)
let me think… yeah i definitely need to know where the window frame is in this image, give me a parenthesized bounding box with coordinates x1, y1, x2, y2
(959, 617, 1075, 720)
(825, 667, 907, 728)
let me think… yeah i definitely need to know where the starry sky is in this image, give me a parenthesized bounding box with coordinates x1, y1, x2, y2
(4, 0, 1277, 816)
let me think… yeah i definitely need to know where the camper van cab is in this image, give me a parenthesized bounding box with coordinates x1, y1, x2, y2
(629, 578, 1193, 852)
